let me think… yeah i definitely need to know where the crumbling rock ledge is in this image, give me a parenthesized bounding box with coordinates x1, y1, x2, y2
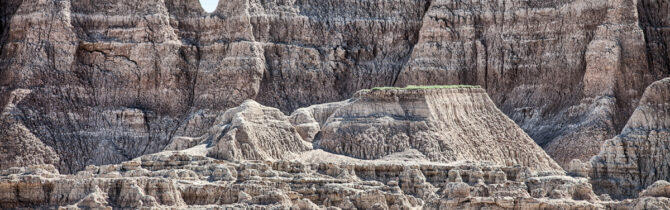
(1, 150, 669, 209)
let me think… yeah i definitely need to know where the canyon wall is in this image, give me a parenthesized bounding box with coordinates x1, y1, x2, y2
(0, 0, 668, 173)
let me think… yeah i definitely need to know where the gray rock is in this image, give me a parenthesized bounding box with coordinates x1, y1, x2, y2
(591, 78, 670, 199)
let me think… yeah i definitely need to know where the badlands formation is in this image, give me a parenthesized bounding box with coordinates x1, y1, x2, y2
(2, 85, 670, 209)
(0, 0, 669, 209)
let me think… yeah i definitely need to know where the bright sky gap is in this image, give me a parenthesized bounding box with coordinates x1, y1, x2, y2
(199, 0, 218, 13)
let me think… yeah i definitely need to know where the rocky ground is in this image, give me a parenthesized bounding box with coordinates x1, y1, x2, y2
(1, 150, 662, 209)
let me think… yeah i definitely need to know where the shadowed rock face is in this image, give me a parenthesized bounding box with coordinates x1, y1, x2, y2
(590, 78, 670, 199)
(0, 89, 60, 169)
(0, 0, 668, 173)
(315, 87, 562, 172)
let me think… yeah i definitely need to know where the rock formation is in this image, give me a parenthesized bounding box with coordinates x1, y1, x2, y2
(396, 0, 667, 167)
(1, 84, 669, 208)
(204, 100, 311, 161)
(290, 100, 352, 142)
(315, 86, 562, 172)
(0, 145, 667, 209)
(591, 78, 670, 199)
(0, 0, 668, 172)
(1, 0, 670, 208)
(0, 89, 60, 169)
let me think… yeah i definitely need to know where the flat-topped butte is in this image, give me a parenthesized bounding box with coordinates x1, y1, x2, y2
(362, 85, 481, 92)
(355, 85, 484, 99)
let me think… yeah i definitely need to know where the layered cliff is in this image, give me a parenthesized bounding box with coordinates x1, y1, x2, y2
(590, 78, 670, 198)
(0, 0, 668, 174)
(397, 0, 667, 167)
(315, 86, 562, 172)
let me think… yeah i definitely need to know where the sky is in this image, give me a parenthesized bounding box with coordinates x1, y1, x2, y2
(199, 0, 218, 13)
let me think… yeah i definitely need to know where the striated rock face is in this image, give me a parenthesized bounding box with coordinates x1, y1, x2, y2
(0, 0, 668, 172)
(315, 87, 562, 172)
(0, 0, 426, 173)
(205, 100, 311, 161)
(396, 0, 667, 167)
(245, 0, 429, 112)
(0, 89, 60, 169)
(590, 78, 670, 198)
(0, 0, 196, 173)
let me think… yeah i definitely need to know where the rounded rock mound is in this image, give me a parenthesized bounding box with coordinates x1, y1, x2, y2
(205, 100, 311, 161)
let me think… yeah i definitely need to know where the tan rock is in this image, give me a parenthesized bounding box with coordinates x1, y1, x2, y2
(639, 181, 670, 198)
(206, 100, 311, 161)
(289, 100, 351, 142)
(315, 87, 562, 172)
(0, 0, 668, 174)
(0, 149, 667, 209)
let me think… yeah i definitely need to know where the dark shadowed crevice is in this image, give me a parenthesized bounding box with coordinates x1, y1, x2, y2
(0, 0, 23, 87)
(393, 0, 433, 87)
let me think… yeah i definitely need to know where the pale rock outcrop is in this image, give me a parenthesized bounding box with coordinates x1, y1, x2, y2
(2, 149, 649, 209)
(639, 180, 670, 198)
(590, 78, 670, 198)
(289, 100, 351, 142)
(315, 87, 562, 172)
(206, 100, 311, 161)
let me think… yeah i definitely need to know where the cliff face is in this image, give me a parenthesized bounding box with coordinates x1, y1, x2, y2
(0, 0, 668, 172)
(397, 0, 667, 167)
(590, 78, 670, 198)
